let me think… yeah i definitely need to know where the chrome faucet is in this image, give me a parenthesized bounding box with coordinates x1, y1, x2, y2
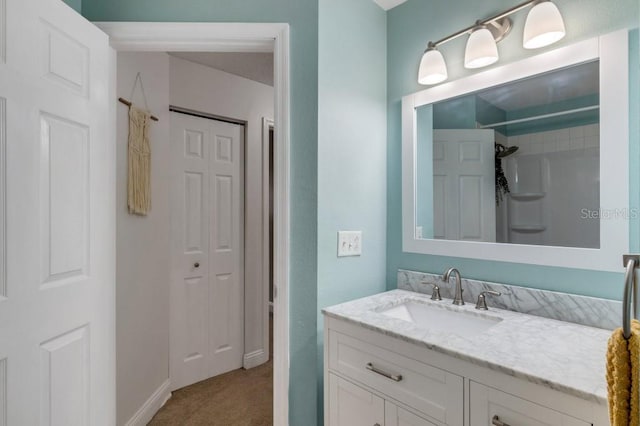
(443, 267, 464, 305)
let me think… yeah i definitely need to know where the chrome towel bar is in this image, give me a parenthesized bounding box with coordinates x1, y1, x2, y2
(622, 254, 640, 339)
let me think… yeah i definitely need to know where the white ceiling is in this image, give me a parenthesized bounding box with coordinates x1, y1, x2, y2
(373, 0, 408, 11)
(169, 52, 274, 87)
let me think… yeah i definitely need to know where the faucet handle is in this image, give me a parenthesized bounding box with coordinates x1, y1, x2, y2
(475, 290, 502, 310)
(428, 283, 442, 301)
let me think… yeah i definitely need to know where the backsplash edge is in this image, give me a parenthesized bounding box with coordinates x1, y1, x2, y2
(397, 269, 622, 330)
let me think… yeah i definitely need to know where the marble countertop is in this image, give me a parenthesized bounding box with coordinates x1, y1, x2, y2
(322, 289, 613, 404)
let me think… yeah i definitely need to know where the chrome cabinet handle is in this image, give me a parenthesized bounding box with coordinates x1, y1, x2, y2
(492, 415, 510, 426)
(366, 362, 402, 382)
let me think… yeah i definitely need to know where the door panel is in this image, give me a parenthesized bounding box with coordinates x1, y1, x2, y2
(41, 20, 90, 97)
(171, 112, 244, 389)
(185, 172, 205, 252)
(40, 326, 90, 426)
(40, 113, 89, 286)
(0, 0, 114, 424)
(181, 275, 208, 386)
(459, 176, 483, 239)
(213, 175, 233, 250)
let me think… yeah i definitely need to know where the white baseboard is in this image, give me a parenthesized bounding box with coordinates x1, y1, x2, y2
(124, 379, 171, 426)
(243, 349, 268, 369)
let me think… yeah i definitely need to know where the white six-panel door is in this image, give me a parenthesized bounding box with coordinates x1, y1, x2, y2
(0, 0, 114, 424)
(433, 129, 496, 242)
(170, 112, 244, 390)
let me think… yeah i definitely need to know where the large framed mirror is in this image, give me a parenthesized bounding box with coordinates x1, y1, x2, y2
(402, 30, 629, 271)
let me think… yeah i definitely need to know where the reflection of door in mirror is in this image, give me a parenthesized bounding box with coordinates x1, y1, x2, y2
(416, 107, 496, 242)
(433, 130, 496, 242)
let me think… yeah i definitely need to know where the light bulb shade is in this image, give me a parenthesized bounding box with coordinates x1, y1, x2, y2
(523, 1, 566, 49)
(418, 48, 448, 85)
(464, 27, 499, 69)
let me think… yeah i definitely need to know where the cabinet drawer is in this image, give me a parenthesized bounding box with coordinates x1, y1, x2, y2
(470, 381, 590, 426)
(329, 330, 463, 426)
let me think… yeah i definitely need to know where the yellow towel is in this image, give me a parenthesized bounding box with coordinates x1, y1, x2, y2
(607, 318, 640, 426)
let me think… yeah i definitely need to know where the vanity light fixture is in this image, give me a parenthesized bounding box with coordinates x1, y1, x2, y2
(418, 43, 448, 85)
(464, 25, 499, 69)
(417, 0, 566, 85)
(523, 0, 566, 49)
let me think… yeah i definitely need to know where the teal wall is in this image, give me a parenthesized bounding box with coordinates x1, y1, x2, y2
(81, 1, 320, 424)
(387, 0, 640, 301)
(504, 94, 599, 136)
(63, 0, 81, 13)
(429, 90, 597, 135)
(317, 0, 387, 423)
(433, 94, 475, 128)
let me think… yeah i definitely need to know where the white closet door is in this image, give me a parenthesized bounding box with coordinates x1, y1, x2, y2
(170, 112, 244, 390)
(207, 117, 244, 378)
(0, 0, 115, 424)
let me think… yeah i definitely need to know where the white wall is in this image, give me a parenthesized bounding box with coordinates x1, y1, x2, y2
(116, 52, 171, 425)
(169, 56, 274, 367)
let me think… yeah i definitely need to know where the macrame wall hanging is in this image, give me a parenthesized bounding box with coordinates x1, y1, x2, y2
(118, 73, 159, 216)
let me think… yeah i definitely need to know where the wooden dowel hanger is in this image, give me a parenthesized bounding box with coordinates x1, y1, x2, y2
(118, 97, 159, 122)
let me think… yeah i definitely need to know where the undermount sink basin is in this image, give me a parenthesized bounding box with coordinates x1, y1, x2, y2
(378, 301, 502, 338)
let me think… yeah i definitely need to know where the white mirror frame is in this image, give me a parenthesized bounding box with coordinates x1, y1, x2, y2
(402, 30, 629, 272)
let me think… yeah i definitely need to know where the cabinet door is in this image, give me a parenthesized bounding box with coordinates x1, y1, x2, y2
(385, 402, 438, 426)
(329, 374, 385, 426)
(470, 382, 590, 426)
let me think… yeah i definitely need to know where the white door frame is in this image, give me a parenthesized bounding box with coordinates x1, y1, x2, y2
(95, 22, 291, 426)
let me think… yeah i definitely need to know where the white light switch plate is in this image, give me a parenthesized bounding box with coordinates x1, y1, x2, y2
(337, 231, 362, 257)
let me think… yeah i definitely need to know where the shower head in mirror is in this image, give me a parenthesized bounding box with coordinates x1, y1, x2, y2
(495, 143, 519, 158)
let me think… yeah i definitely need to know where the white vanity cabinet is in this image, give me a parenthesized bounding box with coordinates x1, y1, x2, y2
(324, 315, 609, 426)
(325, 317, 464, 426)
(469, 382, 591, 426)
(328, 373, 440, 426)
(328, 374, 385, 426)
(385, 402, 440, 426)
